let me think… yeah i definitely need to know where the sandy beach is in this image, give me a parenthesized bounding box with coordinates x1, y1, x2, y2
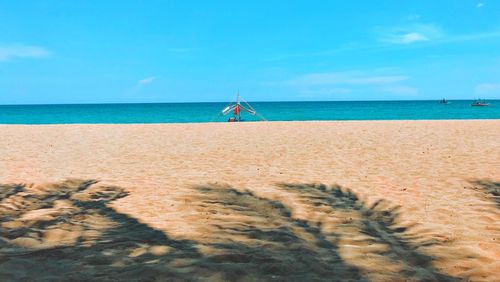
(0, 120, 499, 281)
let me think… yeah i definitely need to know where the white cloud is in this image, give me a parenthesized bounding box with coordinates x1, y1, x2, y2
(378, 23, 443, 45)
(475, 83, 500, 95)
(397, 32, 429, 44)
(138, 76, 156, 85)
(288, 71, 408, 86)
(477, 3, 484, 8)
(0, 44, 50, 61)
(284, 70, 416, 99)
(266, 24, 500, 62)
(378, 22, 500, 46)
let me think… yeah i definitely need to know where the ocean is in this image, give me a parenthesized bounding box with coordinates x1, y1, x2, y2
(0, 100, 499, 124)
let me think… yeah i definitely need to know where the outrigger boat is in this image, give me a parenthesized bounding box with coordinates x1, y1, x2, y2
(221, 92, 266, 122)
(471, 99, 490, 107)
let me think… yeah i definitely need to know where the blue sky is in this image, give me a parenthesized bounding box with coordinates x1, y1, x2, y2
(1, 0, 500, 104)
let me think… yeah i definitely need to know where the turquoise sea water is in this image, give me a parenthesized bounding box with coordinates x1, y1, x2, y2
(0, 100, 499, 124)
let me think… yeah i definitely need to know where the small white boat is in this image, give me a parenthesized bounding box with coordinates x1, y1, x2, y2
(471, 99, 490, 107)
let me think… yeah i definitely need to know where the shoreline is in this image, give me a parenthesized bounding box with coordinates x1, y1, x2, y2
(0, 118, 499, 126)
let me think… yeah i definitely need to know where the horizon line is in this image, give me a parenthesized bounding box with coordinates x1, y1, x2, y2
(1, 98, 499, 106)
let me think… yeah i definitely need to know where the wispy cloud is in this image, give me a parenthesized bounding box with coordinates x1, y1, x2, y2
(392, 32, 429, 44)
(378, 22, 500, 46)
(288, 71, 408, 86)
(265, 20, 500, 62)
(475, 83, 500, 95)
(0, 44, 50, 61)
(138, 76, 157, 85)
(283, 70, 417, 98)
(131, 76, 158, 94)
(477, 3, 484, 8)
(378, 23, 443, 45)
(265, 42, 378, 61)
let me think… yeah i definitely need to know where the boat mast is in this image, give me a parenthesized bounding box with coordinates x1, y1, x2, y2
(236, 91, 241, 121)
(219, 90, 266, 122)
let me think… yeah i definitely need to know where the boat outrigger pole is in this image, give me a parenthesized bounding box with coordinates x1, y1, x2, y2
(220, 91, 265, 122)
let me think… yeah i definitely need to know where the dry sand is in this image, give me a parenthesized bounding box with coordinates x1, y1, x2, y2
(0, 120, 499, 281)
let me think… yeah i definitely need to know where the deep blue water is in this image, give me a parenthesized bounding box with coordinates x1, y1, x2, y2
(0, 100, 499, 124)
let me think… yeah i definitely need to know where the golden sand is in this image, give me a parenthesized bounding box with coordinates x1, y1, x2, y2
(0, 120, 499, 281)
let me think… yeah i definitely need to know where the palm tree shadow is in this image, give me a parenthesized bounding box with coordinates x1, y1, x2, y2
(1, 180, 368, 281)
(0, 184, 23, 201)
(468, 179, 500, 208)
(0, 179, 202, 281)
(192, 183, 368, 281)
(277, 183, 468, 282)
(1, 180, 476, 281)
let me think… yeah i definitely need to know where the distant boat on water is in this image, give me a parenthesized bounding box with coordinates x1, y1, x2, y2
(471, 99, 490, 107)
(439, 98, 450, 104)
(221, 92, 266, 122)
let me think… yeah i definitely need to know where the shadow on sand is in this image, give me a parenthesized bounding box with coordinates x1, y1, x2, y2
(0, 179, 201, 281)
(469, 179, 500, 208)
(0, 179, 471, 281)
(277, 183, 466, 281)
(192, 183, 367, 281)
